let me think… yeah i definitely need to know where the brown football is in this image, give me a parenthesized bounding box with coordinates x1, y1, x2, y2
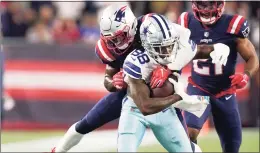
(151, 74, 178, 98)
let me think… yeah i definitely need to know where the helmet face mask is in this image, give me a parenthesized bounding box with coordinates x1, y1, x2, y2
(145, 37, 179, 65)
(192, 1, 225, 25)
(101, 25, 131, 52)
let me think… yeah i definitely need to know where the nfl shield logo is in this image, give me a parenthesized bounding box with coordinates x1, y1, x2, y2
(204, 32, 209, 38)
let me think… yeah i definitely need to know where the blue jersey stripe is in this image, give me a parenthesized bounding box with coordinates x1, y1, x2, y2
(123, 66, 142, 79)
(151, 16, 166, 39)
(124, 61, 141, 74)
(157, 14, 171, 37)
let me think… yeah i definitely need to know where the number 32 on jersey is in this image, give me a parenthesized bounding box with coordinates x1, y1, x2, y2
(193, 59, 223, 75)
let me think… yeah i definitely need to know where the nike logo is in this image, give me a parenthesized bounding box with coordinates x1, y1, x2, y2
(225, 95, 232, 100)
(244, 21, 248, 26)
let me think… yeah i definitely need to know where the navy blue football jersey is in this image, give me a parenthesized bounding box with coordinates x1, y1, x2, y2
(178, 12, 250, 94)
(95, 14, 153, 69)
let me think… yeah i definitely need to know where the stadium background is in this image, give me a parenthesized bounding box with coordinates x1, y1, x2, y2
(1, 1, 259, 152)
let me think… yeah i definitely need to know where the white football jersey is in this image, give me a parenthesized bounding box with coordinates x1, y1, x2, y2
(123, 49, 159, 84)
(167, 23, 197, 71)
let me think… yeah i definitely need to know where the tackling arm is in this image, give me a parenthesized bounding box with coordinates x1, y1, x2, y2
(237, 38, 259, 77)
(194, 44, 214, 59)
(104, 65, 120, 92)
(127, 77, 182, 116)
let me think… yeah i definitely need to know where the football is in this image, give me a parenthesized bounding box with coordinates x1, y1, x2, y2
(151, 74, 178, 98)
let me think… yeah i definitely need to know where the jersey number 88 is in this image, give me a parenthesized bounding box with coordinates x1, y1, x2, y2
(131, 50, 150, 64)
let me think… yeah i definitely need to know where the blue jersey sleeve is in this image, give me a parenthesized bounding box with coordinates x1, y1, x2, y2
(239, 19, 250, 38)
(95, 39, 119, 68)
(226, 15, 250, 38)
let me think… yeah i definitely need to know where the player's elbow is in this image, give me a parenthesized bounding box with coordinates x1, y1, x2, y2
(140, 103, 154, 116)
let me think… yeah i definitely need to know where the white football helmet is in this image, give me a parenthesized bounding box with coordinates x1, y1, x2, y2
(99, 5, 137, 54)
(140, 14, 180, 65)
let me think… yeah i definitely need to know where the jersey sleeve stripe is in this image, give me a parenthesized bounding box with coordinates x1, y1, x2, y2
(120, 6, 127, 11)
(123, 66, 142, 79)
(179, 12, 188, 28)
(234, 17, 245, 34)
(230, 15, 243, 34)
(95, 43, 109, 63)
(97, 40, 115, 62)
(124, 61, 141, 74)
(100, 39, 116, 60)
(227, 15, 238, 33)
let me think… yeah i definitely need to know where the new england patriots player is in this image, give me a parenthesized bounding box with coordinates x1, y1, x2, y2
(176, 1, 259, 152)
(52, 4, 232, 152)
(118, 14, 209, 152)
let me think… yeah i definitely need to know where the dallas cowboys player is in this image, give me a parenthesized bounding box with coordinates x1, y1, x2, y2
(118, 14, 213, 152)
(52, 5, 231, 152)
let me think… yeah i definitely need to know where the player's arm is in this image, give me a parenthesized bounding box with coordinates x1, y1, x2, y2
(127, 77, 182, 116)
(194, 44, 214, 59)
(195, 43, 231, 63)
(174, 20, 215, 59)
(237, 38, 259, 77)
(95, 39, 126, 92)
(104, 65, 120, 92)
(229, 16, 259, 89)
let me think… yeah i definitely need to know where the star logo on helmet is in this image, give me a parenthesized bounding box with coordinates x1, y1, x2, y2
(143, 26, 152, 36)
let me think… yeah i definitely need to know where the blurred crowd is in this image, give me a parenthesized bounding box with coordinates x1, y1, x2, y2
(0, 1, 259, 49)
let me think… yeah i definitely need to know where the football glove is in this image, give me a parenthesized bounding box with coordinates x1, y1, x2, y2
(210, 43, 230, 66)
(150, 66, 171, 89)
(112, 70, 126, 89)
(229, 73, 249, 89)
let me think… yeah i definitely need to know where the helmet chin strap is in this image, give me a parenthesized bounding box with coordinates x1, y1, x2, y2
(200, 16, 216, 24)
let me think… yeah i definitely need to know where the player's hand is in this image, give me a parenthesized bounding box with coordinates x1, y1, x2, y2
(112, 70, 127, 90)
(168, 72, 186, 97)
(172, 95, 209, 117)
(229, 73, 249, 89)
(211, 43, 230, 66)
(150, 66, 171, 89)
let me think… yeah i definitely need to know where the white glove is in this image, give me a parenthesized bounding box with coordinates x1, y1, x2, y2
(210, 43, 230, 66)
(168, 73, 209, 117)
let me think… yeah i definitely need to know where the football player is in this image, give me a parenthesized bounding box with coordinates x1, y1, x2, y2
(175, 1, 259, 152)
(118, 14, 209, 152)
(52, 4, 231, 152)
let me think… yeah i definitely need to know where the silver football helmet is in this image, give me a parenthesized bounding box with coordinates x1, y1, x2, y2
(140, 14, 180, 65)
(99, 5, 137, 54)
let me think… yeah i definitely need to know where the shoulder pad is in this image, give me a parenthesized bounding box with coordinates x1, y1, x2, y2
(95, 39, 116, 64)
(173, 23, 191, 42)
(178, 12, 190, 28)
(168, 39, 197, 71)
(123, 49, 146, 79)
(226, 14, 250, 38)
